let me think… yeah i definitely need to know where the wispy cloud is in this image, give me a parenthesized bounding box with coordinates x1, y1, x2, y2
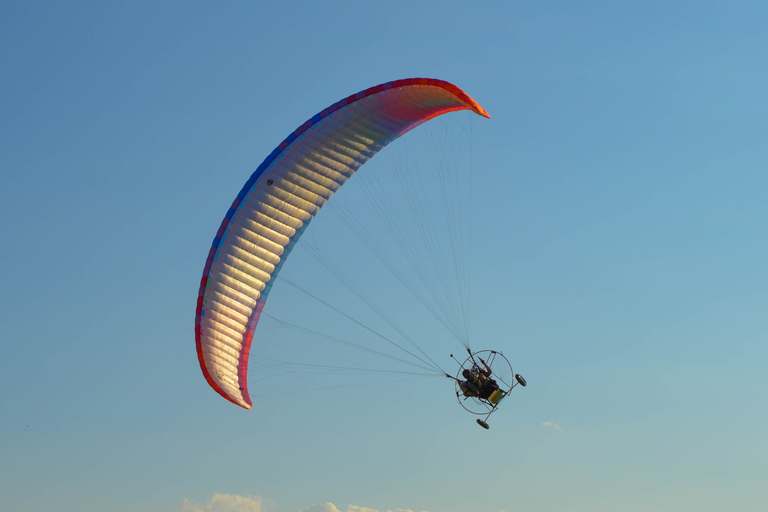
(301, 505, 342, 512)
(542, 420, 562, 431)
(182, 495, 426, 512)
(181, 494, 264, 512)
(301, 504, 421, 512)
(346, 506, 378, 512)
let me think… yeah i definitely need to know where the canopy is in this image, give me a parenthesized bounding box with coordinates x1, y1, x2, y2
(195, 78, 490, 408)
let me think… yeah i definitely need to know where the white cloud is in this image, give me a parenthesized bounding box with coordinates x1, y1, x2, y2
(302, 504, 342, 512)
(348, 507, 418, 512)
(542, 420, 562, 431)
(182, 495, 426, 512)
(302, 505, 421, 512)
(346, 506, 376, 512)
(180, 493, 264, 512)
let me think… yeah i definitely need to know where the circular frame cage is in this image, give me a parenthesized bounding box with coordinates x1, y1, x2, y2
(454, 350, 516, 415)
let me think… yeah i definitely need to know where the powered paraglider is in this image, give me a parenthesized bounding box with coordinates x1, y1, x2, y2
(195, 78, 490, 409)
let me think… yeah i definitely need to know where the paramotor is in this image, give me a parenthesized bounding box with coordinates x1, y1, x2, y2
(453, 349, 526, 429)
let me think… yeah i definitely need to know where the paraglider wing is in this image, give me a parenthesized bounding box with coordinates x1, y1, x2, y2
(195, 78, 490, 409)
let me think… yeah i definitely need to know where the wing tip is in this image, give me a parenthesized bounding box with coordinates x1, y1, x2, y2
(474, 105, 492, 119)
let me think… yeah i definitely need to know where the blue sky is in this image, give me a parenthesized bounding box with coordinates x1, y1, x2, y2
(2, 2, 767, 511)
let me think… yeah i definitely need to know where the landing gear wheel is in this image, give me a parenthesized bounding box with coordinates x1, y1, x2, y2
(515, 374, 527, 387)
(476, 419, 490, 429)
